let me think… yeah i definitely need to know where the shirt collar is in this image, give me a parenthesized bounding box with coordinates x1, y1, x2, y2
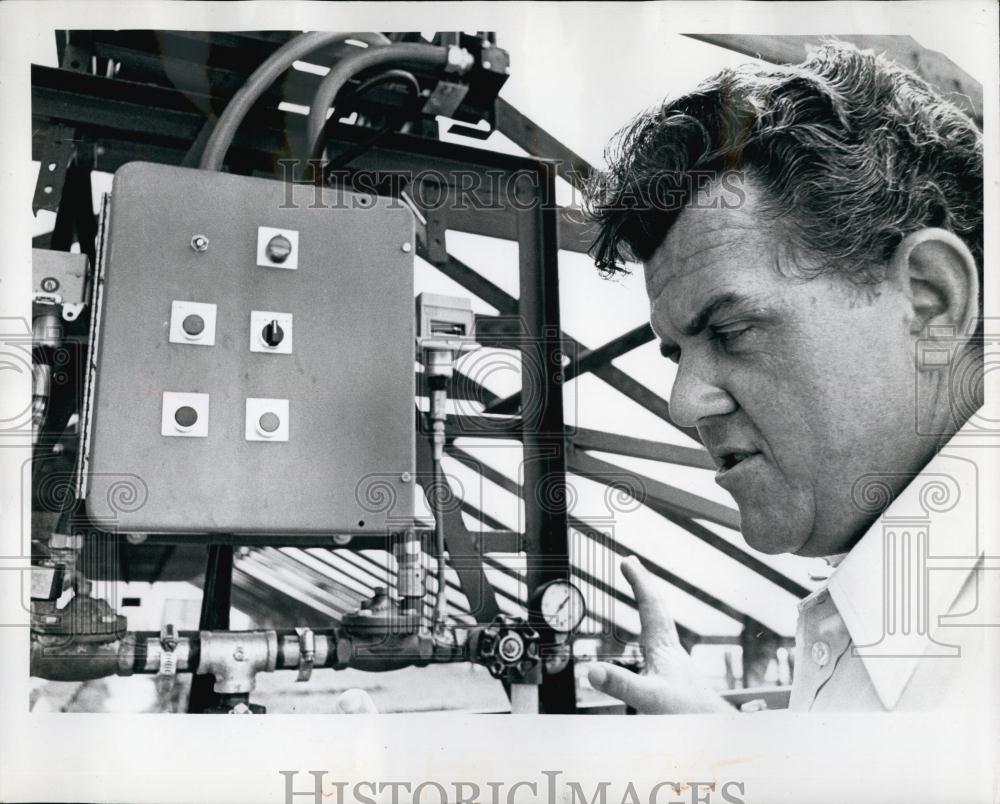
(822, 412, 986, 710)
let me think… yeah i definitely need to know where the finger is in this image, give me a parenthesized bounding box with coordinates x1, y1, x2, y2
(335, 688, 378, 713)
(620, 555, 680, 648)
(587, 662, 668, 713)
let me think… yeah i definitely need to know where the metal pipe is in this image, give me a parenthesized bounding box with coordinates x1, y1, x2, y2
(31, 363, 51, 445)
(29, 627, 465, 682)
(305, 43, 452, 160)
(199, 31, 391, 171)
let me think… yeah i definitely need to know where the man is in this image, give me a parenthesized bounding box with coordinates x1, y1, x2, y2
(583, 42, 989, 711)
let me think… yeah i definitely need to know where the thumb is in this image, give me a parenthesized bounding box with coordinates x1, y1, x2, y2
(588, 662, 668, 713)
(335, 688, 378, 713)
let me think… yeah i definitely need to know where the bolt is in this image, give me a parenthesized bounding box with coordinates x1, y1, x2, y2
(231, 702, 252, 714)
(233, 646, 245, 661)
(190, 234, 209, 252)
(40, 277, 60, 292)
(483, 61, 492, 70)
(400, 471, 412, 482)
(401, 242, 412, 253)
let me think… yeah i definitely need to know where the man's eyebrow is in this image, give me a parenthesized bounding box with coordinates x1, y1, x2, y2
(679, 292, 754, 337)
(656, 292, 760, 358)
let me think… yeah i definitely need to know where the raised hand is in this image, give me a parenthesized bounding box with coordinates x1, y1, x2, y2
(587, 556, 732, 714)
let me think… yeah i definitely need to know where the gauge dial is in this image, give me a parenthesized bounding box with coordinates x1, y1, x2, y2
(539, 580, 585, 634)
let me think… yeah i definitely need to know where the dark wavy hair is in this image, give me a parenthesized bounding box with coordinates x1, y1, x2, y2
(585, 41, 983, 303)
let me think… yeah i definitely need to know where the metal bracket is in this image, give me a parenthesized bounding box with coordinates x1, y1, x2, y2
(422, 81, 469, 119)
(74, 193, 110, 501)
(158, 623, 179, 683)
(294, 627, 315, 682)
(32, 124, 75, 215)
(424, 207, 449, 267)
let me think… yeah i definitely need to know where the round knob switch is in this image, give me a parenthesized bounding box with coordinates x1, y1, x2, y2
(261, 320, 284, 347)
(265, 234, 292, 263)
(258, 412, 280, 433)
(181, 314, 205, 336)
(174, 405, 198, 428)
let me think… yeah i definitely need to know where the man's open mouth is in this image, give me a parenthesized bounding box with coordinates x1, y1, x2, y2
(718, 451, 757, 471)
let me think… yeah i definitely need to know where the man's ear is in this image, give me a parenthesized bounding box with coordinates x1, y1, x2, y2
(892, 228, 979, 344)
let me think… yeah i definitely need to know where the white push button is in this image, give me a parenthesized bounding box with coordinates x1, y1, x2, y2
(169, 301, 217, 346)
(245, 398, 289, 442)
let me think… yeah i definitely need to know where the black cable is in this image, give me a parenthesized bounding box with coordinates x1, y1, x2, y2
(311, 68, 422, 171)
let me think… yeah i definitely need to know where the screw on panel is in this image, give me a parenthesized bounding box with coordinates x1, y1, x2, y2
(400, 471, 412, 482)
(401, 242, 412, 253)
(190, 235, 209, 252)
(40, 277, 60, 292)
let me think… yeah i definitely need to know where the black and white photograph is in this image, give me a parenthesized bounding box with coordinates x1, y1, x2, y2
(0, 1, 997, 802)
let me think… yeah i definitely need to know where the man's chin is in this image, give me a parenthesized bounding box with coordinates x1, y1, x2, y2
(739, 510, 811, 555)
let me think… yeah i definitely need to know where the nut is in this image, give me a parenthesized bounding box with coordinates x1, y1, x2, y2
(190, 235, 209, 252)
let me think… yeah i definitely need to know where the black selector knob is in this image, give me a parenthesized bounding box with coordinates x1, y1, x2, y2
(261, 320, 284, 347)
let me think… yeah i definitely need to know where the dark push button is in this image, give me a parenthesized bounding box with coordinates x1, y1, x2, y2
(174, 405, 199, 428)
(182, 314, 205, 336)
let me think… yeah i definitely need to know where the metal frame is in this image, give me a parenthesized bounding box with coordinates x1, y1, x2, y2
(40, 30, 966, 711)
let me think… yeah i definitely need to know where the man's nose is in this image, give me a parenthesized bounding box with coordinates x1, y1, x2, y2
(668, 358, 736, 429)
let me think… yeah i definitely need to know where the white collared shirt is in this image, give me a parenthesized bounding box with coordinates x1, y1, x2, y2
(788, 414, 999, 711)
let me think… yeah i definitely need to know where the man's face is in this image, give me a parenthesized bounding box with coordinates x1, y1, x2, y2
(644, 180, 923, 556)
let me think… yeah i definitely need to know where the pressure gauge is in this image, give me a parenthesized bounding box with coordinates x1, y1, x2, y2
(537, 579, 585, 634)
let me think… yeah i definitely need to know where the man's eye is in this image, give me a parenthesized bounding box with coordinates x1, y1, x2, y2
(712, 325, 754, 349)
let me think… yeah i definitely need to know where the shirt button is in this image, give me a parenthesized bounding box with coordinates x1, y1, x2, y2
(811, 640, 831, 667)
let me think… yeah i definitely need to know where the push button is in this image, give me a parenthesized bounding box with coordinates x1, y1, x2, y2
(265, 234, 292, 264)
(245, 398, 289, 442)
(169, 301, 216, 346)
(258, 412, 280, 433)
(161, 392, 209, 438)
(174, 405, 199, 428)
(182, 314, 205, 336)
(256, 226, 299, 270)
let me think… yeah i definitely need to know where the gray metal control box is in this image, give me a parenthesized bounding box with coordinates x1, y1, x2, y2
(84, 162, 415, 535)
